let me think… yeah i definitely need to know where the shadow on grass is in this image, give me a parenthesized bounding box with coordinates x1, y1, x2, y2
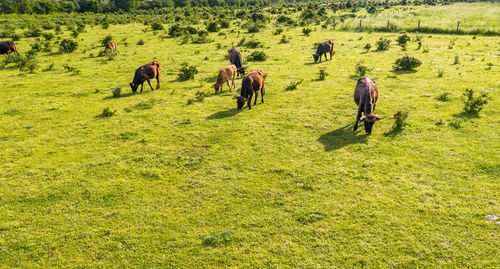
(390, 69, 418, 75)
(206, 108, 240, 120)
(103, 90, 156, 100)
(383, 128, 403, 138)
(453, 111, 480, 119)
(318, 123, 368, 151)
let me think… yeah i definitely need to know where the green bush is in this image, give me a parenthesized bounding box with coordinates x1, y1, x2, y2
(248, 51, 267, 61)
(18, 55, 38, 73)
(376, 38, 391, 51)
(397, 34, 410, 45)
(112, 86, 121, 98)
(354, 61, 372, 77)
(178, 64, 198, 81)
(207, 22, 219, 32)
(59, 39, 78, 53)
(462, 89, 488, 115)
(280, 35, 289, 44)
(393, 55, 422, 71)
(244, 40, 263, 48)
(364, 43, 372, 52)
(151, 22, 164, 31)
(302, 28, 312, 36)
(273, 28, 284, 35)
(100, 107, 116, 117)
(137, 39, 145, 45)
(168, 24, 183, 37)
(246, 22, 265, 33)
(317, 68, 328, 80)
(285, 80, 303, 91)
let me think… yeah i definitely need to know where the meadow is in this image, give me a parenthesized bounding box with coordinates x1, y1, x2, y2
(0, 2, 499, 267)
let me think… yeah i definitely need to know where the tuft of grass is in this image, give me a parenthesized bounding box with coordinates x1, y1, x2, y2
(112, 86, 121, 98)
(376, 38, 391, 51)
(462, 89, 488, 116)
(437, 92, 451, 102)
(99, 107, 116, 117)
(284, 80, 303, 91)
(354, 61, 372, 77)
(438, 69, 444, 77)
(317, 68, 328, 81)
(202, 230, 233, 247)
(454, 55, 460, 65)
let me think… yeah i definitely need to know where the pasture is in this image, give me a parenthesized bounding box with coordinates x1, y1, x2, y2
(0, 2, 499, 267)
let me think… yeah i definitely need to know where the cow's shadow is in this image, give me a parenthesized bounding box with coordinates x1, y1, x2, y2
(103, 91, 150, 100)
(318, 123, 368, 151)
(206, 108, 240, 120)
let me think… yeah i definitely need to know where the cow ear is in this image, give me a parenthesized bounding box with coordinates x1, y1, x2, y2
(359, 116, 366, 121)
(374, 115, 383, 120)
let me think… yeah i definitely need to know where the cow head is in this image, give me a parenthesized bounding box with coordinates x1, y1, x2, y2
(359, 115, 383, 135)
(236, 96, 247, 111)
(237, 66, 247, 76)
(313, 54, 319, 62)
(213, 83, 220, 93)
(129, 82, 138, 93)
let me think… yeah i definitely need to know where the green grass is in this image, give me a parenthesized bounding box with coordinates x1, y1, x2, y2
(0, 4, 499, 268)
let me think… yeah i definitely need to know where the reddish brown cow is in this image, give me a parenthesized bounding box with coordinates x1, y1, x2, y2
(129, 61, 160, 93)
(236, 70, 265, 110)
(0, 41, 18, 55)
(353, 76, 382, 134)
(213, 64, 237, 93)
(105, 40, 117, 51)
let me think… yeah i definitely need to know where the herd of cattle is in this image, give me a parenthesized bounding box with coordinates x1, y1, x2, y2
(1, 39, 382, 134)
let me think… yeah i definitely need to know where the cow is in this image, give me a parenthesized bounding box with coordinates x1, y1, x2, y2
(0, 41, 18, 55)
(313, 40, 334, 63)
(353, 76, 382, 135)
(236, 70, 265, 111)
(105, 40, 117, 51)
(129, 61, 160, 93)
(213, 64, 237, 93)
(229, 48, 247, 76)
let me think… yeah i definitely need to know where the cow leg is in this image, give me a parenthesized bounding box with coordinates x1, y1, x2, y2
(248, 92, 253, 110)
(324, 52, 328, 61)
(354, 106, 363, 132)
(261, 85, 265, 103)
(147, 79, 154, 91)
(253, 91, 258, 105)
(330, 49, 333, 60)
(231, 74, 236, 91)
(140, 83, 144, 92)
(156, 73, 160, 89)
(226, 81, 231, 92)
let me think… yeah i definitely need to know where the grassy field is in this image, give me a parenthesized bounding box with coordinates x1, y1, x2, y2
(0, 3, 499, 268)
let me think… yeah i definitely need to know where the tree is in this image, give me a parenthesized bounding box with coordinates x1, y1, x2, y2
(114, 0, 138, 11)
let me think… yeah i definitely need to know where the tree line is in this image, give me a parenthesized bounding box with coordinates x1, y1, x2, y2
(0, 0, 489, 14)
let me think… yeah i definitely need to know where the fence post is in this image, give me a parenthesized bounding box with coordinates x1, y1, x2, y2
(418, 20, 420, 30)
(456, 21, 460, 33)
(359, 19, 362, 28)
(387, 20, 390, 30)
(333, 18, 336, 31)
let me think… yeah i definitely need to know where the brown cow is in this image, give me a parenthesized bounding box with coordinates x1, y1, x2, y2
(105, 40, 117, 51)
(313, 40, 334, 63)
(129, 61, 160, 93)
(229, 48, 247, 76)
(236, 70, 265, 110)
(0, 41, 18, 55)
(353, 76, 382, 134)
(213, 64, 237, 93)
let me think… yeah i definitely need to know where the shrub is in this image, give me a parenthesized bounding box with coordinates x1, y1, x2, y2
(43, 62, 55, 71)
(137, 40, 145, 45)
(59, 39, 78, 53)
(195, 91, 206, 102)
(302, 28, 312, 36)
(376, 38, 391, 51)
(100, 34, 113, 46)
(280, 35, 289, 44)
(207, 22, 219, 32)
(462, 89, 488, 115)
(448, 119, 462, 129)
(285, 80, 303, 91)
(151, 22, 164, 31)
(11, 34, 21, 41)
(220, 21, 230, 29)
(393, 55, 421, 71)
(438, 69, 444, 77)
(273, 28, 284, 35)
(454, 55, 460, 65)
(244, 40, 263, 48)
(248, 51, 267, 61)
(178, 64, 198, 81)
(42, 32, 54, 41)
(246, 22, 265, 33)
(100, 107, 116, 117)
(25, 27, 42, 38)
(112, 86, 121, 98)
(317, 68, 328, 80)
(436, 92, 451, 102)
(397, 34, 410, 45)
(354, 61, 372, 77)
(18, 55, 38, 73)
(390, 110, 408, 133)
(364, 43, 372, 52)
(2, 53, 21, 66)
(63, 64, 81, 75)
(169, 24, 183, 37)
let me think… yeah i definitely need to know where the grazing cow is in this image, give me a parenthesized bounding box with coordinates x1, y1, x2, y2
(229, 48, 247, 76)
(313, 40, 334, 63)
(105, 40, 117, 51)
(0, 41, 18, 55)
(236, 70, 265, 110)
(213, 64, 237, 93)
(129, 61, 160, 93)
(353, 76, 382, 134)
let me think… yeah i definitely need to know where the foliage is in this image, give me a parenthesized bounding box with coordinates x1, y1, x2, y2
(99, 107, 117, 117)
(151, 22, 164, 31)
(386, 110, 409, 136)
(169, 24, 183, 37)
(284, 80, 303, 91)
(207, 22, 219, 32)
(279, 35, 289, 44)
(354, 61, 372, 77)
(376, 38, 391, 51)
(100, 34, 113, 46)
(364, 43, 372, 51)
(112, 86, 122, 98)
(436, 92, 451, 101)
(393, 55, 422, 71)
(397, 34, 411, 45)
(244, 40, 263, 48)
(317, 68, 328, 80)
(137, 39, 145, 45)
(462, 89, 488, 115)
(18, 55, 38, 73)
(178, 63, 198, 81)
(202, 230, 233, 247)
(247, 51, 267, 61)
(59, 39, 78, 53)
(302, 28, 312, 36)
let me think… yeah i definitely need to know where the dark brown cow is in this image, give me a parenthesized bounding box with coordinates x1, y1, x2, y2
(0, 41, 18, 55)
(229, 48, 246, 76)
(105, 40, 117, 51)
(353, 76, 382, 134)
(236, 70, 265, 110)
(129, 61, 160, 93)
(313, 40, 334, 63)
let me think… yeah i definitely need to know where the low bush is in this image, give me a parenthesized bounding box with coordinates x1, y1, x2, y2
(285, 80, 303, 91)
(207, 22, 219, 32)
(302, 28, 312, 36)
(18, 55, 38, 73)
(59, 39, 78, 53)
(137, 40, 145, 45)
(280, 35, 289, 44)
(354, 61, 372, 77)
(436, 92, 451, 102)
(112, 86, 121, 98)
(393, 55, 421, 71)
(169, 24, 183, 37)
(100, 107, 116, 117)
(244, 40, 263, 48)
(397, 34, 410, 45)
(317, 68, 328, 80)
(462, 89, 488, 115)
(376, 38, 391, 51)
(151, 22, 164, 31)
(178, 64, 198, 81)
(273, 28, 284, 35)
(364, 43, 372, 52)
(248, 51, 267, 61)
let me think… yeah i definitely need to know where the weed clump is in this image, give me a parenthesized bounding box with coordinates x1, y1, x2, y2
(393, 55, 421, 71)
(438, 69, 444, 77)
(59, 39, 78, 53)
(317, 68, 328, 80)
(151, 22, 164, 31)
(100, 107, 116, 117)
(437, 92, 451, 102)
(376, 38, 391, 51)
(397, 34, 410, 45)
(18, 55, 38, 73)
(354, 61, 372, 77)
(285, 80, 303, 91)
(248, 51, 267, 61)
(454, 55, 460, 65)
(207, 22, 219, 32)
(279, 35, 289, 44)
(178, 63, 198, 81)
(462, 89, 488, 116)
(363, 43, 372, 52)
(63, 64, 81, 75)
(137, 39, 145, 45)
(385, 110, 408, 137)
(202, 230, 233, 247)
(112, 86, 121, 98)
(302, 28, 312, 36)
